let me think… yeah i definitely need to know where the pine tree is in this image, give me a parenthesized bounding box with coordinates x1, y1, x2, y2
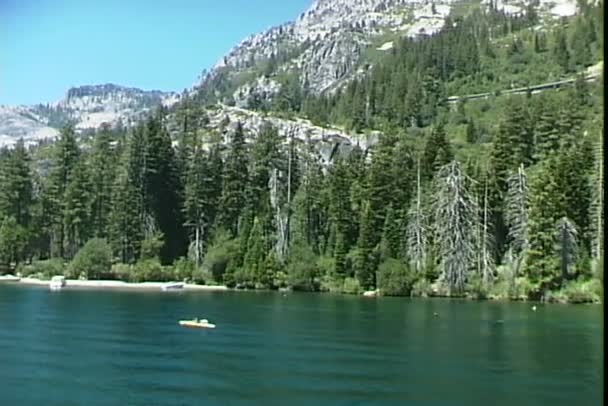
(47, 125, 81, 258)
(365, 134, 396, 247)
(292, 143, 327, 255)
(570, 18, 592, 68)
(220, 122, 249, 237)
(380, 206, 402, 260)
(0, 216, 28, 268)
(328, 156, 357, 266)
(63, 159, 93, 258)
(526, 158, 565, 293)
(90, 125, 117, 238)
(355, 200, 377, 289)
(0, 139, 33, 228)
(465, 119, 479, 144)
(183, 143, 210, 267)
(144, 113, 186, 263)
(109, 125, 146, 263)
(422, 122, 453, 180)
(534, 97, 561, 160)
(555, 137, 592, 251)
(243, 217, 269, 287)
(553, 28, 571, 72)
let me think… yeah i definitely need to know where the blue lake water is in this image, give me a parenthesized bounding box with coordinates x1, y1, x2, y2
(0, 284, 603, 405)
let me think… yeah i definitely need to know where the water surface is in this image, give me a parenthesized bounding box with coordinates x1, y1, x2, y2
(0, 284, 603, 405)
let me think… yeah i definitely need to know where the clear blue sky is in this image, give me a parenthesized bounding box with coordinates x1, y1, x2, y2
(0, 0, 311, 105)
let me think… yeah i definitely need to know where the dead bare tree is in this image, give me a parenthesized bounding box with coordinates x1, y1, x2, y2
(505, 164, 529, 282)
(555, 217, 578, 279)
(476, 176, 495, 291)
(406, 158, 427, 275)
(270, 127, 295, 262)
(433, 160, 478, 295)
(591, 133, 603, 260)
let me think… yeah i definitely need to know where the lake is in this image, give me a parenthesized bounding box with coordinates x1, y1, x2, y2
(0, 284, 603, 405)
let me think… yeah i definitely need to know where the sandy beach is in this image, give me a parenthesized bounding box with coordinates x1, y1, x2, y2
(7, 277, 229, 292)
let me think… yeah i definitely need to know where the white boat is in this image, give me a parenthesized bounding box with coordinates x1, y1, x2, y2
(49, 275, 66, 290)
(179, 318, 216, 329)
(161, 282, 185, 291)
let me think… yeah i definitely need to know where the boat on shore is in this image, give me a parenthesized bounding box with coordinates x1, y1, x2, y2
(179, 318, 216, 329)
(49, 275, 66, 290)
(161, 282, 185, 291)
(0, 275, 21, 282)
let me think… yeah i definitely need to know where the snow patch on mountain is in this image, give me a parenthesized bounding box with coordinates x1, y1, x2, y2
(483, 0, 578, 17)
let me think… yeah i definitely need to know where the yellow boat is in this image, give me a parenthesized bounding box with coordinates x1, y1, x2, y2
(179, 318, 216, 329)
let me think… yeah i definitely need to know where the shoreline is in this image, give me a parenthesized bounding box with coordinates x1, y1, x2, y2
(6, 277, 229, 292)
(2, 276, 600, 304)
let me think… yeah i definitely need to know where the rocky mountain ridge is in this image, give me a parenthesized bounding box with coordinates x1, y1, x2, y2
(200, 103, 379, 162)
(1, 0, 581, 146)
(0, 84, 178, 147)
(195, 0, 579, 105)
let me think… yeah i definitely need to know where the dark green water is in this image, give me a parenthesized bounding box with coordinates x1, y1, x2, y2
(0, 285, 603, 405)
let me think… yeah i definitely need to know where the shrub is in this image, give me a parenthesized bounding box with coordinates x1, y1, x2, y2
(111, 263, 132, 282)
(17, 259, 64, 279)
(202, 231, 239, 283)
(287, 244, 320, 291)
(488, 278, 509, 300)
(67, 238, 112, 280)
(232, 268, 255, 289)
(466, 272, 488, 300)
(342, 277, 362, 295)
(172, 257, 195, 282)
(131, 259, 167, 283)
(316, 256, 335, 276)
(263, 252, 283, 289)
(545, 278, 601, 304)
(377, 258, 415, 296)
(192, 267, 214, 285)
(273, 270, 289, 289)
(411, 278, 431, 297)
(140, 232, 164, 261)
(510, 277, 538, 300)
(319, 274, 343, 293)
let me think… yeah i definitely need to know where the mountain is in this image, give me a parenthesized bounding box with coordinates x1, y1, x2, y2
(0, 0, 583, 146)
(193, 0, 580, 107)
(0, 84, 178, 147)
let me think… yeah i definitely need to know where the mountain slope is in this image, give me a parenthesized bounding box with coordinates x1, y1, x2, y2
(193, 0, 581, 107)
(0, 0, 584, 146)
(0, 84, 178, 147)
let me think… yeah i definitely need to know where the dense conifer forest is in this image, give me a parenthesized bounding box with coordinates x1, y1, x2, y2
(0, 2, 603, 302)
